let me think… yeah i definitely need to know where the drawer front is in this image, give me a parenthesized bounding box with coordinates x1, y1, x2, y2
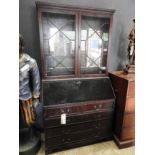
(46, 133, 112, 154)
(44, 110, 113, 128)
(125, 98, 135, 113)
(123, 114, 135, 127)
(45, 119, 113, 139)
(46, 123, 112, 147)
(127, 82, 135, 98)
(44, 100, 114, 118)
(121, 127, 135, 140)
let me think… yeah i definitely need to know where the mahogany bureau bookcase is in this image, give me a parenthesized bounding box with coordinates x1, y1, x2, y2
(36, 2, 115, 154)
(109, 71, 135, 148)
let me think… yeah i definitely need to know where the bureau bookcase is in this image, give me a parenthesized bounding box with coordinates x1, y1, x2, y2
(37, 2, 115, 154)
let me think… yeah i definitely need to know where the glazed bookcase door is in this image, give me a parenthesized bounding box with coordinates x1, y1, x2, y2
(37, 3, 114, 79)
(41, 11, 77, 77)
(80, 14, 110, 74)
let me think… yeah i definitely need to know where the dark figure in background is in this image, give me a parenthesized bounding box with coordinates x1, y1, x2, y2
(123, 19, 135, 74)
(19, 34, 42, 155)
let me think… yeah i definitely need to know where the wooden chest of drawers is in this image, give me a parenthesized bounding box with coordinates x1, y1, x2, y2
(42, 77, 115, 154)
(109, 71, 135, 148)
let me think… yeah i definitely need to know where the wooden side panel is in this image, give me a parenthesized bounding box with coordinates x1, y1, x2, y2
(127, 81, 135, 98)
(121, 127, 135, 140)
(123, 114, 135, 127)
(125, 98, 135, 113)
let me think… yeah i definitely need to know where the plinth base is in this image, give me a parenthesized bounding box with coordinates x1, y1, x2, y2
(113, 134, 135, 149)
(19, 128, 41, 155)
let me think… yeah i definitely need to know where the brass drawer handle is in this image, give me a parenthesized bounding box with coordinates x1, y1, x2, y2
(94, 105, 97, 109)
(67, 108, 70, 112)
(99, 104, 102, 108)
(61, 109, 65, 113)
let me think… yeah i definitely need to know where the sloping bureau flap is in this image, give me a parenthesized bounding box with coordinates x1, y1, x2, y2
(42, 77, 115, 105)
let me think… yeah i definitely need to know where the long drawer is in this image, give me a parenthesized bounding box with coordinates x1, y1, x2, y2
(45, 118, 113, 139)
(44, 100, 114, 118)
(44, 109, 113, 128)
(46, 133, 112, 154)
(45, 121, 112, 148)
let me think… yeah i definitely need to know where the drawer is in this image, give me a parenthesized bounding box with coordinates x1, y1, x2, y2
(44, 109, 113, 128)
(127, 82, 135, 98)
(46, 133, 112, 154)
(46, 126, 112, 147)
(45, 119, 113, 139)
(125, 98, 135, 113)
(123, 114, 135, 127)
(44, 100, 114, 118)
(121, 127, 135, 140)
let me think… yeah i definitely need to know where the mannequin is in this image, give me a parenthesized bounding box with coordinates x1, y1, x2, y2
(19, 34, 41, 155)
(19, 34, 40, 127)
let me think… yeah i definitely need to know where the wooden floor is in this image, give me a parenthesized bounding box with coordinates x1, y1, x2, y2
(37, 140, 135, 155)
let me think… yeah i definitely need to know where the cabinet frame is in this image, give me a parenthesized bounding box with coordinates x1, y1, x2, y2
(37, 2, 115, 79)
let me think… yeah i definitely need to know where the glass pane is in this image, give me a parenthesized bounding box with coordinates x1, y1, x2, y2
(42, 12, 75, 76)
(80, 16, 110, 74)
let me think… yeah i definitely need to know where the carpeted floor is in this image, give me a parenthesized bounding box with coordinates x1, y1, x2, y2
(37, 138, 135, 155)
